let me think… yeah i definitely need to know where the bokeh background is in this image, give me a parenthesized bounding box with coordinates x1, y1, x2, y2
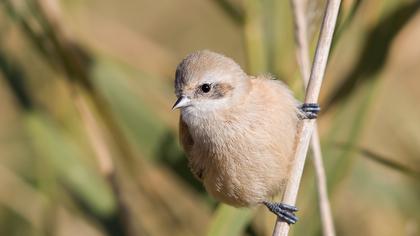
(0, 0, 419, 235)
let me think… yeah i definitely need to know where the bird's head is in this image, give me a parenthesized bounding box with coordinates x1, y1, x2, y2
(172, 50, 250, 113)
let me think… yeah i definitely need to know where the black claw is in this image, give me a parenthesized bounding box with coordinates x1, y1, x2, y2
(279, 203, 298, 212)
(300, 103, 321, 119)
(281, 211, 299, 223)
(263, 202, 299, 225)
(282, 214, 298, 224)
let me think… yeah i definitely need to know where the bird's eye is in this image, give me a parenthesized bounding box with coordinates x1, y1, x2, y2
(200, 83, 211, 93)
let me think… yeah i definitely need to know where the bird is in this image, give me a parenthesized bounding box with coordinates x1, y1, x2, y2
(172, 50, 319, 224)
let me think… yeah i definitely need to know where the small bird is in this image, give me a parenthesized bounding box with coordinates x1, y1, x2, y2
(172, 50, 319, 224)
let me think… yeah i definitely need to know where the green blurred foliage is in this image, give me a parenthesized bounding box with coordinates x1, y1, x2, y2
(0, 0, 419, 236)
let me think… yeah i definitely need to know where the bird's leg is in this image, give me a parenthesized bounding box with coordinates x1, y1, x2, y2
(299, 103, 320, 119)
(263, 201, 299, 225)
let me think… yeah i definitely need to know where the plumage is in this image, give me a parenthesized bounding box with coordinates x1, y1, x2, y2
(174, 50, 300, 207)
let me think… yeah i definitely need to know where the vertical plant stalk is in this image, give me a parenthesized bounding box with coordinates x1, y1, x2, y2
(243, 0, 267, 74)
(290, 0, 336, 236)
(310, 128, 335, 235)
(72, 87, 114, 176)
(73, 91, 137, 235)
(291, 0, 311, 85)
(272, 0, 341, 235)
(33, 0, 117, 179)
(31, 1, 139, 235)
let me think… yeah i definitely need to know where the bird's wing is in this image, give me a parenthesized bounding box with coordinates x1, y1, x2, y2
(179, 116, 194, 157)
(179, 117, 205, 180)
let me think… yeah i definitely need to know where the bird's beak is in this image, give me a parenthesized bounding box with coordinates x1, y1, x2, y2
(172, 96, 191, 110)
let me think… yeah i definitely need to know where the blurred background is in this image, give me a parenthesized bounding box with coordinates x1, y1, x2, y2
(0, 0, 419, 235)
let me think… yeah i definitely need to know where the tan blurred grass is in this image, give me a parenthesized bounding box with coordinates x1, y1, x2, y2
(0, 0, 419, 236)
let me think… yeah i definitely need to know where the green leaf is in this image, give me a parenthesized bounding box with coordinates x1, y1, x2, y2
(206, 204, 255, 236)
(357, 147, 420, 178)
(25, 113, 116, 216)
(92, 58, 167, 159)
(324, 1, 420, 112)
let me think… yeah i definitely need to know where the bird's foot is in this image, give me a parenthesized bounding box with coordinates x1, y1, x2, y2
(263, 201, 299, 225)
(299, 103, 320, 119)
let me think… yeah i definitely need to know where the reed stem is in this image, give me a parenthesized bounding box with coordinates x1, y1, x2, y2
(272, 0, 341, 235)
(290, 0, 336, 235)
